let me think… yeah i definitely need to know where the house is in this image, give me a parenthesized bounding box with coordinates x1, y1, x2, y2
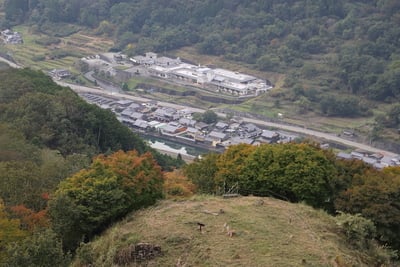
(184, 127, 200, 137)
(49, 69, 71, 79)
(161, 122, 187, 135)
(208, 131, 228, 142)
(1, 29, 23, 44)
(195, 122, 209, 131)
(133, 119, 149, 130)
(114, 100, 134, 110)
(242, 123, 259, 133)
(119, 117, 135, 126)
(178, 108, 194, 117)
(350, 151, 364, 160)
(153, 107, 179, 122)
(179, 118, 197, 127)
(343, 130, 355, 137)
(130, 112, 145, 120)
(215, 121, 229, 131)
(260, 130, 280, 143)
(362, 157, 377, 165)
(337, 152, 352, 160)
(144, 100, 158, 109)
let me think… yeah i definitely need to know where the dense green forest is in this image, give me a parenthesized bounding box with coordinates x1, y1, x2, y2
(0, 67, 183, 207)
(0, 68, 184, 264)
(2, 1, 400, 113)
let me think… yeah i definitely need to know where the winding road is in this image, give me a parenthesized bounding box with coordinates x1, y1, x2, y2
(0, 55, 397, 158)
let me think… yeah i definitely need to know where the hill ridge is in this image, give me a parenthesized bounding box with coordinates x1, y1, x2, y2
(74, 196, 380, 267)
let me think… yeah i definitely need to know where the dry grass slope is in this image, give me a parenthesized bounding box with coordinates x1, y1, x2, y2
(74, 196, 379, 267)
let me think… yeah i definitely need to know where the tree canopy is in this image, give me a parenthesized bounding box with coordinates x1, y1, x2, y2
(185, 142, 400, 251)
(49, 150, 164, 251)
(3, 1, 400, 106)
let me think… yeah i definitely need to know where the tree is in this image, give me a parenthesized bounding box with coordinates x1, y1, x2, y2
(239, 143, 337, 209)
(163, 169, 196, 199)
(201, 110, 218, 124)
(122, 82, 129, 91)
(215, 144, 256, 192)
(9, 205, 49, 232)
(198, 33, 225, 55)
(384, 104, 400, 128)
(184, 153, 219, 193)
(256, 55, 280, 71)
(49, 150, 164, 251)
(6, 229, 70, 267)
(0, 199, 27, 264)
(335, 169, 400, 250)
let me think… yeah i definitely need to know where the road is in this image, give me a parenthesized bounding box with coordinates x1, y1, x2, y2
(55, 80, 206, 113)
(55, 80, 398, 158)
(0, 56, 22, 69)
(0, 55, 396, 158)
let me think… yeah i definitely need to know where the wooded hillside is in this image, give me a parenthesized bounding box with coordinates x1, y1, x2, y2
(3, 1, 400, 104)
(0, 68, 184, 265)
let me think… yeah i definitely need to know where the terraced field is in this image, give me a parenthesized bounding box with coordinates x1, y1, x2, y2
(1, 25, 113, 72)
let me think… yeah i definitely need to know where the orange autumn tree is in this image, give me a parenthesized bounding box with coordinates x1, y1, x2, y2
(0, 199, 27, 264)
(164, 169, 196, 199)
(49, 150, 164, 251)
(9, 205, 49, 232)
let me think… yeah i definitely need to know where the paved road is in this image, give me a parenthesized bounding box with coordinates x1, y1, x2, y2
(56, 80, 205, 113)
(55, 80, 398, 158)
(0, 56, 22, 68)
(84, 71, 122, 94)
(0, 55, 396, 157)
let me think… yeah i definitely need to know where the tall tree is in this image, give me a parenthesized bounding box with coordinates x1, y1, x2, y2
(49, 150, 164, 251)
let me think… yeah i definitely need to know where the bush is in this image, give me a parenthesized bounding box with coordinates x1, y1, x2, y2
(34, 37, 61, 46)
(335, 212, 376, 249)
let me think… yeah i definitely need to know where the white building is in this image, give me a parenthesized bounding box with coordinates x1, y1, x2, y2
(135, 52, 273, 97)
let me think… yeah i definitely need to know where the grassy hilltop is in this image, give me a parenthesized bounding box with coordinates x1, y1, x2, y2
(73, 196, 385, 267)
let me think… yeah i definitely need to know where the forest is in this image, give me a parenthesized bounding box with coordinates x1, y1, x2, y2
(2, 0, 400, 111)
(1, 0, 400, 265)
(0, 68, 185, 264)
(0, 68, 398, 265)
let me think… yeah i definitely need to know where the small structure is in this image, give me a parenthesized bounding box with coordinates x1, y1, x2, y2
(179, 117, 197, 127)
(337, 152, 352, 160)
(260, 130, 280, 143)
(133, 119, 149, 131)
(49, 69, 71, 80)
(1, 29, 23, 44)
(215, 121, 229, 131)
(208, 131, 228, 143)
(161, 122, 187, 135)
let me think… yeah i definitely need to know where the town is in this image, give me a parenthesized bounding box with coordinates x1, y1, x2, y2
(80, 91, 400, 169)
(80, 91, 298, 150)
